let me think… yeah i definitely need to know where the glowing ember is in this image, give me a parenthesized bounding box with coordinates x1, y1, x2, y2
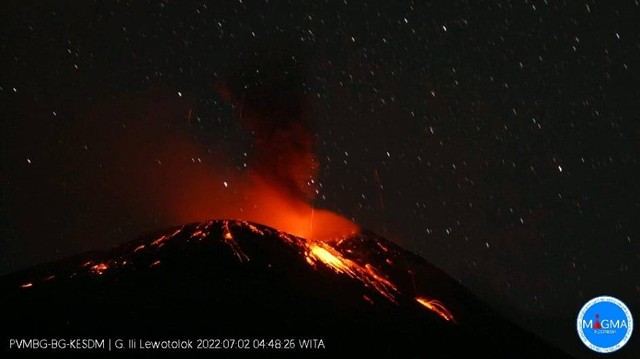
(151, 227, 183, 247)
(240, 221, 265, 236)
(151, 235, 168, 247)
(150, 260, 161, 267)
(222, 221, 249, 262)
(191, 221, 214, 241)
(20, 282, 33, 288)
(364, 264, 397, 293)
(90, 263, 109, 275)
(363, 294, 374, 305)
(376, 242, 389, 252)
(134, 244, 145, 252)
(416, 296, 455, 322)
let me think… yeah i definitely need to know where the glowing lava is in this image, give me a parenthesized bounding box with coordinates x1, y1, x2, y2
(307, 245, 348, 272)
(416, 296, 456, 322)
(90, 263, 109, 275)
(222, 220, 250, 262)
(13, 219, 456, 325)
(282, 232, 399, 303)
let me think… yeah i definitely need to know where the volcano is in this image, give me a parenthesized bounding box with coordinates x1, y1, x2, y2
(1, 220, 570, 357)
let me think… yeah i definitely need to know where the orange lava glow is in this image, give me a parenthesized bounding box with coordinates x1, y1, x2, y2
(211, 221, 396, 304)
(415, 296, 456, 322)
(80, 86, 359, 244)
(302, 238, 398, 302)
(242, 178, 360, 241)
(169, 171, 360, 242)
(49, 88, 457, 325)
(90, 263, 109, 275)
(151, 228, 183, 248)
(222, 221, 249, 262)
(307, 244, 354, 274)
(158, 83, 359, 243)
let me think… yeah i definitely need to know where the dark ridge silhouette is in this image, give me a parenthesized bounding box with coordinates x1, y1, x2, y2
(1, 220, 572, 358)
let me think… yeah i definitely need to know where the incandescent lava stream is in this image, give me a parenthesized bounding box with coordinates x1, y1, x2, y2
(1, 220, 571, 357)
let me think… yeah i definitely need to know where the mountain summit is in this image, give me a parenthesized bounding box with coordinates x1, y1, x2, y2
(2, 220, 570, 357)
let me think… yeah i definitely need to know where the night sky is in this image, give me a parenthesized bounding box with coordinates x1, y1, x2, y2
(1, 1, 639, 357)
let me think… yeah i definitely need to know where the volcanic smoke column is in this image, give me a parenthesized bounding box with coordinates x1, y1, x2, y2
(217, 60, 358, 241)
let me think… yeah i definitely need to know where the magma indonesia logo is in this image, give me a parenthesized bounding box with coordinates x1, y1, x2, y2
(577, 296, 633, 353)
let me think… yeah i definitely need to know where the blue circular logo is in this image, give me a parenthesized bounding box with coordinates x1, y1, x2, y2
(577, 296, 633, 353)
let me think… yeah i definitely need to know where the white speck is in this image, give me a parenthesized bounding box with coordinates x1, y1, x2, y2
(52, 111, 57, 116)
(442, 25, 447, 32)
(585, 4, 591, 12)
(615, 33, 620, 39)
(558, 165, 563, 172)
(223, 181, 228, 188)
(12, 87, 17, 92)
(178, 91, 182, 97)
(386, 151, 390, 157)
(485, 242, 490, 248)
(404, 17, 408, 23)
(350, 36, 355, 42)
(26, 158, 31, 164)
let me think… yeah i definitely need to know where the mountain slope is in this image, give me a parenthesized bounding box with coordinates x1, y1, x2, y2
(1, 220, 571, 357)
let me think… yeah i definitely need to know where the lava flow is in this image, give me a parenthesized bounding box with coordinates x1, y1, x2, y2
(3, 218, 574, 358)
(416, 296, 456, 322)
(13, 219, 455, 324)
(279, 227, 399, 303)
